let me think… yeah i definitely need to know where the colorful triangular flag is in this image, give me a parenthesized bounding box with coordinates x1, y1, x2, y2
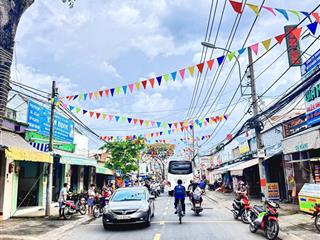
(262, 6, 276, 16)
(197, 62, 205, 73)
(135, 82, 141, 91)
(188, 66, 195, 76)
(141, 80, 148, 89)
(307, 21, 318, 35)
(275, 8, 289, 21)
(217, 56, 225, 66)
(250, 43, 259, 55)
(291, 27, 302, 40)
(122, 85, 127, 94)
(288, 10, 301, 21)
(246, 3, 259, 16)
(229, 0, 243, 14)
(156, 76, 162, 86)
(179, 69, 185, 80)
(128, 84, 134, 93)
(110, 88, 115, 96)
(262, 39, 272, 51)
(207, 59, 214, 70)
(275, 33, 286, 44)
(149, 78, 155, 88)
(171, 71, 177, 81)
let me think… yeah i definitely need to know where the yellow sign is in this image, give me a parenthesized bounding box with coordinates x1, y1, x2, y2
(239, 142, 250, 155)
(267, 183, 280, 200)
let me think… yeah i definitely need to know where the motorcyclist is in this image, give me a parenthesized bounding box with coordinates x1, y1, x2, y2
(191, 183, 203, 209)
(174, 179, 186, 215)
(235, 181, 248, 200)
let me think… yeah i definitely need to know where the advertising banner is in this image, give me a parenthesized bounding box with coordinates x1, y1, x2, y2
(267, 183, 280, 200)
(27, 100, 74, 143)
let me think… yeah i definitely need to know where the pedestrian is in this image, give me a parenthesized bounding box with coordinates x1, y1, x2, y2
(58, 183, 69, 218)
(87, 184, 96, 215)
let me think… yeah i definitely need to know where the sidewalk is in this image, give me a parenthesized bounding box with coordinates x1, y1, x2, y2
(0, 206, 92, 240)
(205, 191, 318, 240)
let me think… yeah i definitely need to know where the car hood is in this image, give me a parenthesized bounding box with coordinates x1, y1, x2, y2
(109, 201, 145, 210)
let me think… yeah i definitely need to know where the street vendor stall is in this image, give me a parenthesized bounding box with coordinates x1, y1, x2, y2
(298, 183, 320, 213)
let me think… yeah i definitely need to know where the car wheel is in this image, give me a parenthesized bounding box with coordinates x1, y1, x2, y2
(151, 203, 155, 218)
(103, 222, 110, 230)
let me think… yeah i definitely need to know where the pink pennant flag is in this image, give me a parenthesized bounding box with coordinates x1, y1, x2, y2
(128, 84, 134, 93)
(250, 43, 259, 55)
(179, 69, 185, 80)
(108, 115, 114, 121)
(89, 92, 93, 99)
(262, 6, 276, 16)
(151, 121, 155, 127)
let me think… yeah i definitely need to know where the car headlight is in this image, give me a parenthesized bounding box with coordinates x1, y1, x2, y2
(103, 206, 111, 214)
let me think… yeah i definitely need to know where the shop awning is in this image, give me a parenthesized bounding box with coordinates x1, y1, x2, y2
(55, 150, 97, 167)
(96, 165, 114, 175)
(229, 158, 259, 176)
(212, 162, 243, 175)
(0, 130, 52, 163)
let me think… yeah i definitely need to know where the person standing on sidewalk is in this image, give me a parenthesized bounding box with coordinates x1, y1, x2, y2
(58, 183, 69, 218)
(87, 184, 96, 215)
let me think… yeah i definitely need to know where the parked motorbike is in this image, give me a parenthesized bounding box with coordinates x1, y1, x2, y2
(249, 200, 280, 240)
(231, 192, 251, 224)
(93, 196, 110, 218)
(313, 203, 320, 232)
(62, 193, 87, 220)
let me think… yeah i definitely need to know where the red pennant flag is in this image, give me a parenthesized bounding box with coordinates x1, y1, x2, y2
(229, 0, 243, 14)
(207, 59, 214, 70)
(179, 69, 185, 80)
(197, 62, 205, 73)
(105, 89, 109, 97)
(291, 27, 302, 40)
(149, 78, 155, 88)
(141, 80, 147, 89)
(226, 133, 233, 140)
(275, 33, 286, 44)
(89, 111, 95, 118)
(128, 84, 134, 93)
(139, 119, 144, 126)
(96, 112, 101, 119)
(151, 133, 154, 137)
(210, 117, 215, 122)
(133, 119, 138, 125)
(312, 12, 320, 23)
(99, 90, 104, 97)
(180, 122, 184, 127)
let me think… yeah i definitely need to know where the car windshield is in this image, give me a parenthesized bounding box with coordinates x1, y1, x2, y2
(111, 190, 146, 202)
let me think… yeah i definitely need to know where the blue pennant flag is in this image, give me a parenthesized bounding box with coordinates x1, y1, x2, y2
(300, 11, 310, 19)
(156, 122, 161, 127)
(168, 123, 172, 128)
(110, 88, 115, 96)
(82, 109, 88, 115)
(69, 105, 75, 111)
(73, 95, 79, 100)
(83, 93, 88, 101)
(171, 71, 177, 81)
(115, 116, 120, 122)
(217, 56, 225, 66)
(168, 130, 171, 134)
(160, 132, 163, 135)
(307, 21, 318, 35)
(205, 118, 210, 123)
(275, 8, 289, 21)
(199, 122, 203, 128)
(238, 48, 246, 55)
(189, 125, 193, 130)
(127, 118, 132, 123)
(122, 85, 127, 94)
(195, 119, 200, 125)
(156, 76, 162, 86)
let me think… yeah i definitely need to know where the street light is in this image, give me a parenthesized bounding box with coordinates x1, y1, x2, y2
(201, 41, 242, 84)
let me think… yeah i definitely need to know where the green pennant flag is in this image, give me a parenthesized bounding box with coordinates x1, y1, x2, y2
(121, 116, 126, 122)
(288, 10, 301, 21)
(115, 86, 121, 95)
(76, 107, 81, 113)
(163, 74, 170, 84)
(78, 94, 83, 101)
(227, 52, 235, 61)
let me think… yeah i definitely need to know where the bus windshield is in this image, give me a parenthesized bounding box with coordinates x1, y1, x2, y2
(168, 161, 192, 175)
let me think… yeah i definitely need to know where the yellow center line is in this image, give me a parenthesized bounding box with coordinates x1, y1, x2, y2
(153, 233, 161, 240)
(159, 221, 165, 225)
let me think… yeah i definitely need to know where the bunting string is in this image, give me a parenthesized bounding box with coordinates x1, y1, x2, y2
(228, 0, 320, 23)
(62, 103, 228, 129)
(61, 20, 319, 102)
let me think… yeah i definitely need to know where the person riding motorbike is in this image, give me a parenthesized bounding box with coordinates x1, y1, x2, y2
(191, 183, 203, 209)
(235, 181, 248, 200)
(174, 179, 186, 215)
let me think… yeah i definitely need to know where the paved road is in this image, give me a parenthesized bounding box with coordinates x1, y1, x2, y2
(59, 194, 266, 240)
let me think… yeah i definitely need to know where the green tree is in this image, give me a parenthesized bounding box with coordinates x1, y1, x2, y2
(100, 137, 146, 175)
(0, 0, 75, 128)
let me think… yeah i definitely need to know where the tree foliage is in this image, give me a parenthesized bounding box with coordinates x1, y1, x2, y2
(100, 137, 146, 175)
(147, 143, 175, 160)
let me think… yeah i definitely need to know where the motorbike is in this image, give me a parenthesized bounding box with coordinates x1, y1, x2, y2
(93, 195, 110, 218)
(150, 185, 159, 198)
(192, 198, 203, 216)
(191, 188, 203, 216)
(231, 192, 252, 224)
(62, 193, 87, 220)
(312, 203, 320, 232)
(249, 200, 280, 240)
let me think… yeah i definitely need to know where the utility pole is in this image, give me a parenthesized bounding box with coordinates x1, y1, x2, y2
(46, 81, 57, 217)
(247, 48, 267, 200)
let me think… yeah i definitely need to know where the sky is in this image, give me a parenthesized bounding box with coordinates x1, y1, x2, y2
(9, 0, 320, 156)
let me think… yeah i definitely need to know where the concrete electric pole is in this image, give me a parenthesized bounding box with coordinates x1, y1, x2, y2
(247, 47, 267, 200)
(46, 80, 57, 217)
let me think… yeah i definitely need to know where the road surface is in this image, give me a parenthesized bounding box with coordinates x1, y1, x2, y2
(59, 194, 266, 240)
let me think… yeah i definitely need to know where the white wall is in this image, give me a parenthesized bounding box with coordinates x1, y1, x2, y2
(73, 131, 89, 156)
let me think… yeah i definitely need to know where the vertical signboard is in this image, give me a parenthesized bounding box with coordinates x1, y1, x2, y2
(27, 100, 74, 143)
(285, 25, 302, 67)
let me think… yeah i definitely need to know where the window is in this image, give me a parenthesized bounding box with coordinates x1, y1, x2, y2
(168, 161, 192, 175)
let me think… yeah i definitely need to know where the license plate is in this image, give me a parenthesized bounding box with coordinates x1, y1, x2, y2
(195, 203, 201, 207)
(117, 215, 131, 220)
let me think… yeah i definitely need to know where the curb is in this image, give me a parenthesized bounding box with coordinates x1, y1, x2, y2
(0, 236, 38, 240)
(205, 192, 303, 240)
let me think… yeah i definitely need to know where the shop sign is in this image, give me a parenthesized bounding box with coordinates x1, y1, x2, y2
(305, 79, 320, 126)
(283, 114, 307, 137)
(265, 143, 282, 158)
(239, 141, 250, 155)
(267, 183, 280, 200)
(301, 49, 320, 78)
(285, 25, 302, 67)
(232, 147, 240, 159)
(27, 100, 74, 143)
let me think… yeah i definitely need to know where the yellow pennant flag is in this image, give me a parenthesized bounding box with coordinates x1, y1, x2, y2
(262, 39, 272, 51)
(94, 92, 99, 98)
(247, 3, 259, 16)
(145, 120, 150, 126)
(102, 113, 107, 120)
(188, 66, 195, 77)
(135, 82, 141, 91)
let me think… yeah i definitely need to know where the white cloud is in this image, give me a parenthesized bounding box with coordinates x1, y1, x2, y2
(99, 61, 121, 78)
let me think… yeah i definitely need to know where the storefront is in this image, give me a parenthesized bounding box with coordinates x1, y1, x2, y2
(282, 125, 320, 207)
(0, 130, 52, 220)
(95, 165, 114, 190)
